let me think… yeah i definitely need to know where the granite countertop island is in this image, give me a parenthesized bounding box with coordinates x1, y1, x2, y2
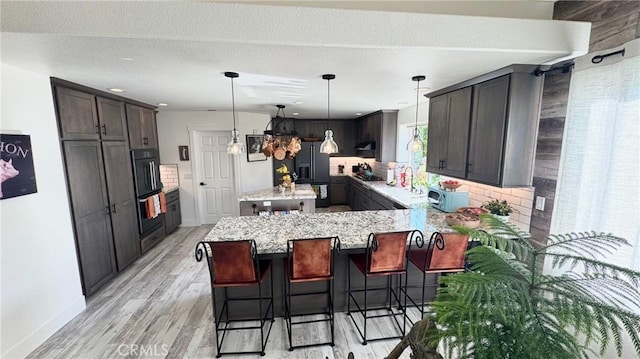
(204, 207, 452, 254)
(238, 183, 316, 201)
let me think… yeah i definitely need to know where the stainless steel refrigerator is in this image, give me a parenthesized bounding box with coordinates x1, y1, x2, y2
(295, 141, 330, 207)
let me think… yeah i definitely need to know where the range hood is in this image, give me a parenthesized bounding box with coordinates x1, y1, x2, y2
(355, 141, 376, 150)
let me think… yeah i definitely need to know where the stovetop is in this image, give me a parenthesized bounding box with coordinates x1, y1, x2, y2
(354, 174, 384, 182)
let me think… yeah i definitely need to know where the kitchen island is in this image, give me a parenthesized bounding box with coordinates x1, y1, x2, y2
(199, 207, 453, 317)
(238, 183, 317, 215)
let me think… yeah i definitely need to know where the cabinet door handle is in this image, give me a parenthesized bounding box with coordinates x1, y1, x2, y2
(467, 163, 472, 173)
(95, 124, 101, 134)
(442, 159, 447, 169)
(171, 204, 176, 211)
(111, 203, 117, 214)
(143, 137, 149, 145)
(105, 206, 111, 215)
(101, 124, 107, 135)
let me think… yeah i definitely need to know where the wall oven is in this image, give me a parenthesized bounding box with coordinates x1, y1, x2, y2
(131, 149, 163, 236)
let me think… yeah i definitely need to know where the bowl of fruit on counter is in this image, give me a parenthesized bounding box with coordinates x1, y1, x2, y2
(439, 179, 462, 190)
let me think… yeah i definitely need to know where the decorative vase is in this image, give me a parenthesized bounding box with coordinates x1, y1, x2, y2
(493, 214, 510, 222)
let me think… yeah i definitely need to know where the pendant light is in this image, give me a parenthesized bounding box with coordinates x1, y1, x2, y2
(225, 71, 245, 155)
(320, 74, 339, 154)
(407, 75, 426, 153)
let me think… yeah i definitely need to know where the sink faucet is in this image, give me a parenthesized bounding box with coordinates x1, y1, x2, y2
(403, 166, 416, 193)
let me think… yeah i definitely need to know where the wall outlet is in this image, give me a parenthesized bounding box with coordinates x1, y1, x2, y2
(535, 196, 546, 211)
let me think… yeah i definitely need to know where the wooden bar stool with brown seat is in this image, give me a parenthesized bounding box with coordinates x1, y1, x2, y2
(195, 240, 275, 357)
(283, 236, 340, 351)
(404, 232, 469, 321)
(347, 230, 420, 345)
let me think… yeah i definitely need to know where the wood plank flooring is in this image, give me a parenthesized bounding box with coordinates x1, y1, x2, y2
(27, 225, 414, 358)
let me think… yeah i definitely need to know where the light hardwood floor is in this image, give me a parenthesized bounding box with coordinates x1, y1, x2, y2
(27, 225, 414, 359)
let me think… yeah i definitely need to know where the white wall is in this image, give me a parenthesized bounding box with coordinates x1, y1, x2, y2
(156, 111, 272, 226)
(0, 64, 86, 358)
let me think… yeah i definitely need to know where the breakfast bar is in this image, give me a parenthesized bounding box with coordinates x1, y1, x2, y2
(199, 207, 453, 318)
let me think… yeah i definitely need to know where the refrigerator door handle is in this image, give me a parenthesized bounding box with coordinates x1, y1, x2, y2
(311, 145, 315, 181)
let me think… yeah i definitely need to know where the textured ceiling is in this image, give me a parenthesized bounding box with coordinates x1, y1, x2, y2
(0, 1, 589, 119)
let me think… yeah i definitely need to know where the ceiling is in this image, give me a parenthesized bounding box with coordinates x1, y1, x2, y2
(0, 1, 589, 119)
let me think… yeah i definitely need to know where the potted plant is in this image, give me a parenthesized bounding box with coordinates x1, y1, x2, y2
(482, 198, 514, 222)
(387, 216, 640, 359)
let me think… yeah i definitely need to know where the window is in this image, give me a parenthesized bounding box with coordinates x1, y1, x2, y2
(405, 124, 440, 191)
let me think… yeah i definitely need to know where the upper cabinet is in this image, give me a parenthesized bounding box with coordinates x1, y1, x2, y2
(126, 104, 158, 149)
(56, 88, 128, 141)
(292, 119, 356, 157)
(425, 65, 543, 187)
(356, 110, 398, 162)
(426, 87, 472, 178)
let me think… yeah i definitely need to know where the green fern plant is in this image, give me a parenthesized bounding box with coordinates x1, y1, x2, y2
(388, 215, 640, 359)
(428, 215, 640, 359)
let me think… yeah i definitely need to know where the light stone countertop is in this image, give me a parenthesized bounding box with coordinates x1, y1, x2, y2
(203, 207, 452, 254)
(238, 183, 317, 201)
(347, 174, 434, 208)
(162, 186, 179, 194)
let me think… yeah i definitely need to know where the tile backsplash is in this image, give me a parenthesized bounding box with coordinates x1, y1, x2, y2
(440, 176, 534, 231)
(329, 157, 372, 175)
(159, 164, 179, 189)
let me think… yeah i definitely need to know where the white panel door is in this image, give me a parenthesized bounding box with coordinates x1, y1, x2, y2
(194, 131, 236, 224)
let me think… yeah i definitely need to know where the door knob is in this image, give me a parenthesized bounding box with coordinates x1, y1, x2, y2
(200, 182, 206, 186)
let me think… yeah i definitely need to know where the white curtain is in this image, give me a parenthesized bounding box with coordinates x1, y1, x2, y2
(552, 38, 640, 271)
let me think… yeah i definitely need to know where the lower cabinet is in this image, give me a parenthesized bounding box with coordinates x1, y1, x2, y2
(330, 176, 348, 205)
(164, 190, 182, 234)
(62, 140, 140, 296)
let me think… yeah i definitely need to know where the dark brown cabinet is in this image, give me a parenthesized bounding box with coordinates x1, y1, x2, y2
(97, 97, 128, 141)
(330, 176, 348, 205)
(425, 65, 543, 187)
(62, 141, 117, 294)
(126, 104, 158, 149)
(426, 87, 472, 178)
(102, 141, 140, 270)
(290, 119, 356, 157)
(53, 79, 156, 296)
(164, 190, 182, 234)
(56, 88, 100, 140)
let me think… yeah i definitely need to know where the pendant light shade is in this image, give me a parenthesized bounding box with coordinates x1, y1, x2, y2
(407, 75, 426, 153)
(225, 71, 245, 155)
(320, 74, 339, 154)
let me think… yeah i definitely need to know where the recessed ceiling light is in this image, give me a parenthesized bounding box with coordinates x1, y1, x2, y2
(158, 103, 168, 107)
(121, 57, 135, 61)
(294, 101, 304, 105)
(292, 112, 299, 116)
(398, 101, 409, 105)
(108, 88, 125, 93)
(356, 112, 362, 116)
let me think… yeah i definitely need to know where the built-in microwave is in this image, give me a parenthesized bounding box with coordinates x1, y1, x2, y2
(427, 186, 469, 213)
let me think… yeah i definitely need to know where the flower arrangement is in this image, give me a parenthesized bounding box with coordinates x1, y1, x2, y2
(482, 199, 515, 216)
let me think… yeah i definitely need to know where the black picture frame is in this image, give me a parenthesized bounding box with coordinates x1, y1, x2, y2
(0, 134, 38, 200)
(178, 145, 190, 161)
(246, 135, 267, 162)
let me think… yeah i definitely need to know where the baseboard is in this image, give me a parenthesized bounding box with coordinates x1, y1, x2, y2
(2, 296, 86, 358)
(181, 219, 198, 227)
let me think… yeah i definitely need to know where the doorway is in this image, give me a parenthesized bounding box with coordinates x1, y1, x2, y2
(192, 130, 238, 224)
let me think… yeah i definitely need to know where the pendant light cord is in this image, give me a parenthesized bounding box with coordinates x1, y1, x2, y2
(326, 77, 330, 129)
(414, 77, 420, 132)
(231, 76, 237, 131)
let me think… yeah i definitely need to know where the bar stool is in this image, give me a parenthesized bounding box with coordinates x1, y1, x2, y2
(347, 230, 420, 345)
(405, 232, 469, 320)
(283, 236, 340, 350)
(195, 240, 274, 357)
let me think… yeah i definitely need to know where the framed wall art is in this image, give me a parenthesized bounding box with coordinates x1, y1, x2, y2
(0, 134, 38, 200)
(246, 135, 267, 162)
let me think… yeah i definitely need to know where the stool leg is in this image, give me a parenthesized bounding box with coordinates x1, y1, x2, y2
(347, 258, 351, 314)
(363, 273, 368, 345)
(387, 276, 392, 312)
(421, 270, 427, 320)
(402, 272, 408, 336)
(258, 280, 265, 356)
(286, 276, 293, 351)
(212, 284, 222, 358)
(329, 277, 335, 346)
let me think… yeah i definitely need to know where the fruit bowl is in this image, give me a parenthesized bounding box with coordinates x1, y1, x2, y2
(456, 207, 489, 215)
(445, 213, 481, 229)
(439, 180, 462, 190)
